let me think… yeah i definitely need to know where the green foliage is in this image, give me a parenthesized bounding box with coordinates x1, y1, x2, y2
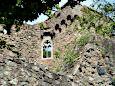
(0, 0, 62, 27)
(112, 22, 115, 28)
(0, 0, 86, 28)
(91, 0, 115, 21)
(54, 48, 61, 58)
(75, 16, 80, 20)
(39, 22, 45, 29)
(55, 4, 61, 10)
(55, 66, 62, 72)
(78, 8, 100, 30)
(77, 34, 90, 46)
(80, 7, 113, 37)
(96, 25, 112, 36)
(112, 77, 115, 86)
(38, 22, 49, 30)
(45, 9, 53, 17)
(64, 49, 79, 65)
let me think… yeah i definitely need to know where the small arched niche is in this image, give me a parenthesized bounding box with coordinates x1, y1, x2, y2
(41, 37, 53, 59)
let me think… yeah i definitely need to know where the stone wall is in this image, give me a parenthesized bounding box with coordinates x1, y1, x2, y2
(0, 4, 115, 86)
(0, 5, 84, 66)
(0, 57, 72, 86)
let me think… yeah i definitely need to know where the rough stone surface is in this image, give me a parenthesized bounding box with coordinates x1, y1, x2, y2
(70, 43, 115, 86)
(0, 58, 72, 86)
(0, 4, 115, 86)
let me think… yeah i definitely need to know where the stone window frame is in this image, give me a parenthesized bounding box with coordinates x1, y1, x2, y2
(41, 36, 53, 60)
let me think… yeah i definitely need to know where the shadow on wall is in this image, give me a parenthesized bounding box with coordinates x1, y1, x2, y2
(41, 31, 55, 39)
(55, 24, 62, 33)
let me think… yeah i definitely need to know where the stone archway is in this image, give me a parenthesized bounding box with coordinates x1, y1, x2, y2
(41, 36, 53, 59)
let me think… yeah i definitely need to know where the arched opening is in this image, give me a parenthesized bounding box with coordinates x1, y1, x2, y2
(55, 24, 62, 33)
(55, 24, 59, 30)
(61, 19, 66, 25)
(42, 39, 53, 59)
(56, 12, 61, 18)
(67, 15, 71, 21)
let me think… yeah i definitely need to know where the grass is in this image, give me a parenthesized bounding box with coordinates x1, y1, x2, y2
(54, 48, 61, 58)
(77, 34, 90, 46)
(64, 49, 79, 66)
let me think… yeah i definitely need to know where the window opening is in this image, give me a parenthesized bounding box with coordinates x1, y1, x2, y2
(42, 39, 52, 59)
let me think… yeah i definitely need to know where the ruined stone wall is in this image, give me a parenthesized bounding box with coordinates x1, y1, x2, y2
(0, 57, 72, 86)
(0, 4, 115, 86)
(0, 5, 84, 66)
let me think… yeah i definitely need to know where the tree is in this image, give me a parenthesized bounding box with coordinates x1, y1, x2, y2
(0, 0, 60, 34)
(0, 0, 85, 34)
(0, 0, 61, 34)
(91, 0, 115, 21)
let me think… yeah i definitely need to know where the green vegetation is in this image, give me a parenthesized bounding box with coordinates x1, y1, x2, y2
(91, 0, 115, 21)
(45, 9, 53, 18)
(80, 7, 113, 37)
(54, 48, 61, 58)
(77, 34, 90, 46)
(0, 0, 86, 34)
(112, 77, 115, 86)
(39, 22, 49, 30)
(0, 0, 62, 27)
(55, 66, 62, 72)
(39, 22, 45, 30)
(64, 49, 79, 65)
(96, 25, 112, 36)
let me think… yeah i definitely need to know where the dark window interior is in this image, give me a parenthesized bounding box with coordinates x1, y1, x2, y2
(55, 24, 59, 30)
(67, 15, 71, 20)
(61, 19, 66, 25)
(56, 13, 61, 17)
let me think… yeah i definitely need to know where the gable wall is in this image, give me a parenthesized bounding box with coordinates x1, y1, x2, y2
(0, 5, 83, 67)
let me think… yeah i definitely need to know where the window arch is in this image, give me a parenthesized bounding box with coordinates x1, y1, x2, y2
(67, 15, 71, 20)
(41, 38, 53, 59)
(61, 19, 66, 25)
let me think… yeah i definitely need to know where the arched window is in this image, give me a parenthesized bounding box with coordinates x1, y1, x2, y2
(42, 38, 53, 59)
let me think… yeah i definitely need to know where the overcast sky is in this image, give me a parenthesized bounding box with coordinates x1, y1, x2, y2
(26, 0, 115, 25)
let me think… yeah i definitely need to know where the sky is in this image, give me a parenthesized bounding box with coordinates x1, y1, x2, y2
(26, 0, 115, 25)
(26, 0, 68, 25)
